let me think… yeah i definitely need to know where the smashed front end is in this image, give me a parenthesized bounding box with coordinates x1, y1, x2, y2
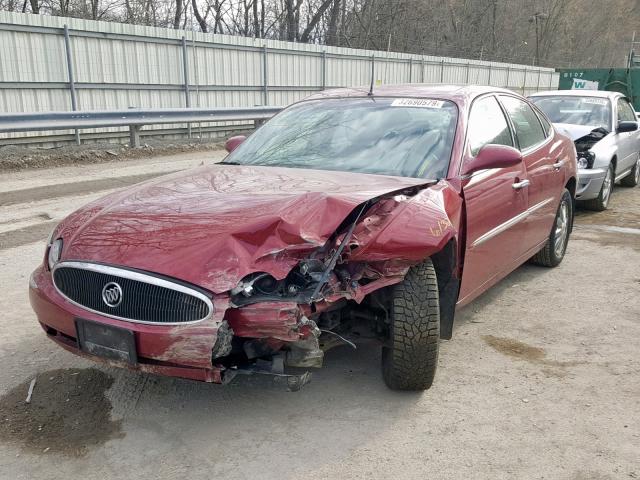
(211, 183, 461, 387)
(29, 166, 461, 388)
(572, 127, 610, 200)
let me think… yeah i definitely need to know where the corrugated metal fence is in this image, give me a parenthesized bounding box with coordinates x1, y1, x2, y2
(0, 11, 560, 145)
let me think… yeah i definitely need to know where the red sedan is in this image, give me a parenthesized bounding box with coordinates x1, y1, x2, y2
(29, 85, 577, 391)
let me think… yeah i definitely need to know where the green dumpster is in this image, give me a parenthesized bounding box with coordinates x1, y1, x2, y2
(557, 68, 640, 112)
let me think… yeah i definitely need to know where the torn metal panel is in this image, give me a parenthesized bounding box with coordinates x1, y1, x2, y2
(224, 301, 305, 341)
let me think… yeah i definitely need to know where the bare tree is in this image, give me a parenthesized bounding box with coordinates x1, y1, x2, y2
(1, 0, 638, 68)
(173, 0, 182, 28)
(192, 0, 207, 31)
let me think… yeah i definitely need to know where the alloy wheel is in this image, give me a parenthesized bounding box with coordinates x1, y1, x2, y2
(601, 167, 613, 207)
(554, 200, 569, 258)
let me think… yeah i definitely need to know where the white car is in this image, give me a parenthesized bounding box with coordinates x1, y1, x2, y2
(529, 90, 640, 210)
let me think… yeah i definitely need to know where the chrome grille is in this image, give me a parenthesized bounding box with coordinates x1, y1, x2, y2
(52, 262, 213, 324)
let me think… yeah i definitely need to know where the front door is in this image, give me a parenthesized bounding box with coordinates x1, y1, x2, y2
(458, 95, 529, 306)
(499, 95, 562, 250)
(615, 97, 640, 175)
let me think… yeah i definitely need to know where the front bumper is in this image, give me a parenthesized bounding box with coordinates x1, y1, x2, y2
(29, 264, 226, 383)
(576, 168, 606, 200)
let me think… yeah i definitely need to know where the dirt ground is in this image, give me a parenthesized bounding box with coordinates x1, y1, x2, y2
(0, 138, 225, 171)
(0, 152, 638, 480)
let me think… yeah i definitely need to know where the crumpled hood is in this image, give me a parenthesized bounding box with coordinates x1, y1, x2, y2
(58, 164, 432, 293)
(553, 123, 606, 142)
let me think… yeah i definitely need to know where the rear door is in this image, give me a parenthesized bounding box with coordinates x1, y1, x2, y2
(498, 95, 563, 251)
(615, 97, 640, 174)
(458, 95, 529, 305)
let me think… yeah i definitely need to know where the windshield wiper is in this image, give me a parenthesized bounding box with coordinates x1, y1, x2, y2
(219, 161, 242, 165)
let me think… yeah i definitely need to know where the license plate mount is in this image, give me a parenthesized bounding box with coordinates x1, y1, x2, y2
(75, 319, 137, 364)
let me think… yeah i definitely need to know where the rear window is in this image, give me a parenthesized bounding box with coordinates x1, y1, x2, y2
(500, 96, 547, 151)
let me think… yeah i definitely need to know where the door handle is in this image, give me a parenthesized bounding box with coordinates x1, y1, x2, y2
(552, 159, 565, 170)
(512, 179, 530, 190)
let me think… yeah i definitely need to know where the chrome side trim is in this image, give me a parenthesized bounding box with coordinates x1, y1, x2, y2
(52, 261, 214, 325)
(614, 168, 632, 182)
(471, 197, 555, 249)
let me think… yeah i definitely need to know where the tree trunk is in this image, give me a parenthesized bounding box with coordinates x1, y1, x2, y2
(173, 0, 183, 29)
(192, 0, 208, 32)
(285, 0, 299, 41)
(326, 0, 341, 46)
(300, 0, 335, 43)
(252, 0, 260, 37)
(29, 0, 39, 13)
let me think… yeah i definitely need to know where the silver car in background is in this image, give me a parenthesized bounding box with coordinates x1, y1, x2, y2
(529, 90, 640, 211)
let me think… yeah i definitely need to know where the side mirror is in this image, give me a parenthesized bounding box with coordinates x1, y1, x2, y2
(462, 144, 523, 176)
(225, 135, 247, 153)
(617, 121, 638, 133)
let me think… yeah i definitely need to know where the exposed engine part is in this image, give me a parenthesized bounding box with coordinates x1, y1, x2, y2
(211, 321, 234, 360)
(572, 127, 608, 169)
(317, 309, 342, 330)
(574, 127, 608, 150)
(284, 317, 324, 368)
(229, 200, 380, 307)
(309, 201, 369, 302)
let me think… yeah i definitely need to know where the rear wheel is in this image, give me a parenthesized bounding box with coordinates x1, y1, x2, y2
(620, 157, 640, 187)
(382, 259, 439, 391)
(582, 163, 613, 211)
(530, 188, 572, 268)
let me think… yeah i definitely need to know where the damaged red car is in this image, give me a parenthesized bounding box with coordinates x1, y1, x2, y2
(29, 85, 577, 391)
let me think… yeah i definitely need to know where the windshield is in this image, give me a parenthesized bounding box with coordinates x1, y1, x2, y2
(530, 96, 611, 131)
(224, 97, 458, 179)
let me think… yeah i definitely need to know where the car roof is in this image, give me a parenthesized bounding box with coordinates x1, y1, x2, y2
(529, 90, 623, 100)
(303, 84, 517, 105)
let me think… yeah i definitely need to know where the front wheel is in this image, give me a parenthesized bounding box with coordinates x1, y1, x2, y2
(382, 259, 439, 391)
(530, 188, 573, 268)
(582, 163, 614, 211)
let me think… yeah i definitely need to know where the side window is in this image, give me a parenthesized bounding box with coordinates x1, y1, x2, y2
(617, 98, 636, 122)
(533, 105, 552, 137)
(500, 96, 547, 150)
(467, 96, 513, 156)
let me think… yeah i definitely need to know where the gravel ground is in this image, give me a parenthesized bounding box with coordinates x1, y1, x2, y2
(0, 139, 225, 171)
(0, 153, 638, 480)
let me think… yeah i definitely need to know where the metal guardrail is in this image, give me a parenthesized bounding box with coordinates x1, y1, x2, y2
(0, 106, 283, 147)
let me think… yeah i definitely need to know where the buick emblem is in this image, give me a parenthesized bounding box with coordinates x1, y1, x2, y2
(102, 282, 123, 308)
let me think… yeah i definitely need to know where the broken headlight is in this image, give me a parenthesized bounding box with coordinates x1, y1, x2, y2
(231, 260, 327, 302)
(47, 238, 63, 270)
(577, 151, 595, 169)
(231, 272, 279, 297)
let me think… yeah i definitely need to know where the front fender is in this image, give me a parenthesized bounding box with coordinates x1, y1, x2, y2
(348, 180, 463, 264)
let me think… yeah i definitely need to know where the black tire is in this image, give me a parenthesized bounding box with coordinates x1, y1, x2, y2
(530, 188, 573, 268)
(382, 259, 439, 391)
(620, 157, 640, 187)
(582, 163, 614, 211)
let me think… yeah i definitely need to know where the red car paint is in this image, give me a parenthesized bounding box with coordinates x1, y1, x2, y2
(29, 85, 577, 383)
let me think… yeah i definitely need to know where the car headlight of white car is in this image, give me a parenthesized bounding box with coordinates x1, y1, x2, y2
(577, 151, 595, 169)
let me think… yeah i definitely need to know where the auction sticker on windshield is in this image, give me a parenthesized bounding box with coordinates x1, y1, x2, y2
(583, 98, 608, 105)
(391, 98, 445, 108)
